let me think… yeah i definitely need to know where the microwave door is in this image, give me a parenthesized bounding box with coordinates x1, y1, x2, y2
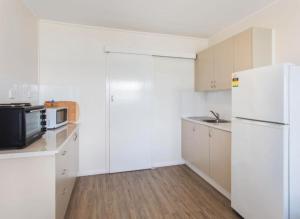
(56, 108, 68, 125)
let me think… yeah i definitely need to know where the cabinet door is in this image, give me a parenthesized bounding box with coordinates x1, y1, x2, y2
(214, 37, 234, 90)
(67, 132, 78, 189)
(181, 120, 194, 162)
(195, 48, 214, 91)
(55, 131, 79, 219)
(56, 144, 72, 219)
(209, 128, 231, 192)
(234, 29, 252, 72)
(74, 131, 79, 177)
(193, 124, 210, 175)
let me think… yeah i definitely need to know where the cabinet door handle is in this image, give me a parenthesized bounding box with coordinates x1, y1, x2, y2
(61, 150, 67, 156)
(73, 133, 78, 141)
(192, 127, 196, 132)
(61, 169, 67, 175)
(62, 187, 67, 196)
(209, 131, 212, 138)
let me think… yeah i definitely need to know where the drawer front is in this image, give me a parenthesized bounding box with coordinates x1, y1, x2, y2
(56, 143, 71, 194)
(56, 144, 70, 175)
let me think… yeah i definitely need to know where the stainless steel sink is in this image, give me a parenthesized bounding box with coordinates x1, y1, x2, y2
(187, 117, 230, 124)
(202, 119, 230, 124)
(187, 116, 213, 121)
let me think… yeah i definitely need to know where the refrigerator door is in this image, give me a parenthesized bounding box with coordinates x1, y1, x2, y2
(231, 118, 289, 219)
(232, 64, 292, 124)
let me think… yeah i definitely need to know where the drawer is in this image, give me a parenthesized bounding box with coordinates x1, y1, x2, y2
(56, 141, 72, 177)
(56, 167, 69, 194)
(56, 144, 71, 166)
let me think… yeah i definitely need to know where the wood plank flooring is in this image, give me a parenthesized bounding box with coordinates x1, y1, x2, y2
(65, 165, 241, 219)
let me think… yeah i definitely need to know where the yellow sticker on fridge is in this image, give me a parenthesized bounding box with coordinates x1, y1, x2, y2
(232, 77, 239, 87)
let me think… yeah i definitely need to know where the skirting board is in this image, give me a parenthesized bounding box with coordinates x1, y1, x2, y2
(184, 160, 231, 200)
(152, 160, 185, 168)
(77, 169, 108, 177)
(77, 160, 185, 177)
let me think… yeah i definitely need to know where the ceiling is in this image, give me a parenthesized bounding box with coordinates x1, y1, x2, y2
(23, 0, 275, 37)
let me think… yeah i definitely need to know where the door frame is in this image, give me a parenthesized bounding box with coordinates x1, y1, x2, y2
(105, 51, 110, 173)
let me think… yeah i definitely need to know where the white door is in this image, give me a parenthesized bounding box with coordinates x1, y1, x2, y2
(108, 53, 153, 173)
(232, 64, 291, 124)
(231, 118, 289, 219)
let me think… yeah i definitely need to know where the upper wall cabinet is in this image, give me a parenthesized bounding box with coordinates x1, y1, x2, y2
(195, 48, 214, 91)
(195, 27, 273, 91)
(213, 37, 235, 90)
(234, 28, 273, 72)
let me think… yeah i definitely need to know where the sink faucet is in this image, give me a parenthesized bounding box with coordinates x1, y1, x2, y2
(210, 110, 220, 122)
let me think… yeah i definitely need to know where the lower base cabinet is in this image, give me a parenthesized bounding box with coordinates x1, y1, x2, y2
(209, 128, 231, 192)
(182, 120, 210, 175)
(56, 130, 79, 219)
(182, 119, 231, 194)
(0, 126, 79, 219)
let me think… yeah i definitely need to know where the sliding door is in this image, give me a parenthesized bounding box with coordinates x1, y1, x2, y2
(107, 53, 153, 173)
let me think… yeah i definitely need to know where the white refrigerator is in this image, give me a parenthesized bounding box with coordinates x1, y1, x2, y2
(231, 64, 300, 219)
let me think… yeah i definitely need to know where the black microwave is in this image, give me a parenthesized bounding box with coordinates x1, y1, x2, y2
(0, 103, 47, 149)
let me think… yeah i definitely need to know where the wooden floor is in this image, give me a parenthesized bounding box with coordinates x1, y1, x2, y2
(65, 165, 241, 219)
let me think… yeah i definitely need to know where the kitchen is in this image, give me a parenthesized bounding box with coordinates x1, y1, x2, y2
(0, 0, 299, 218)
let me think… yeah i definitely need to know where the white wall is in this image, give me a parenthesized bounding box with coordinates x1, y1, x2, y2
(38, 20, 208, 175)
(210, 0, 300, 65)
(0, 0, 38, 103)
(205, 91, 232, 120)
(152, 56, 208, 167)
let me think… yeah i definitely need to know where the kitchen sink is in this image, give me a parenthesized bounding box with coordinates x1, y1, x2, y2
(187, 117, 230, 124)
(201, 119, 230, 124)
(187, 116, 213, 121)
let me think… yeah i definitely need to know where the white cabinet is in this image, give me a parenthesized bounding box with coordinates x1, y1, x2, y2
(182, 119, 231, 194)
(0, 125, 79, 219)
(56, 131, 79, 219)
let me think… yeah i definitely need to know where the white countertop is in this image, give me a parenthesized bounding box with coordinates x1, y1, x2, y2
(182, 116, 231, 132)
(0, 124, 79, 160)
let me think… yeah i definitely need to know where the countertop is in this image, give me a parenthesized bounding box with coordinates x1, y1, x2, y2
(182, 116, 231, 132)
(0, 123, 79, 160)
